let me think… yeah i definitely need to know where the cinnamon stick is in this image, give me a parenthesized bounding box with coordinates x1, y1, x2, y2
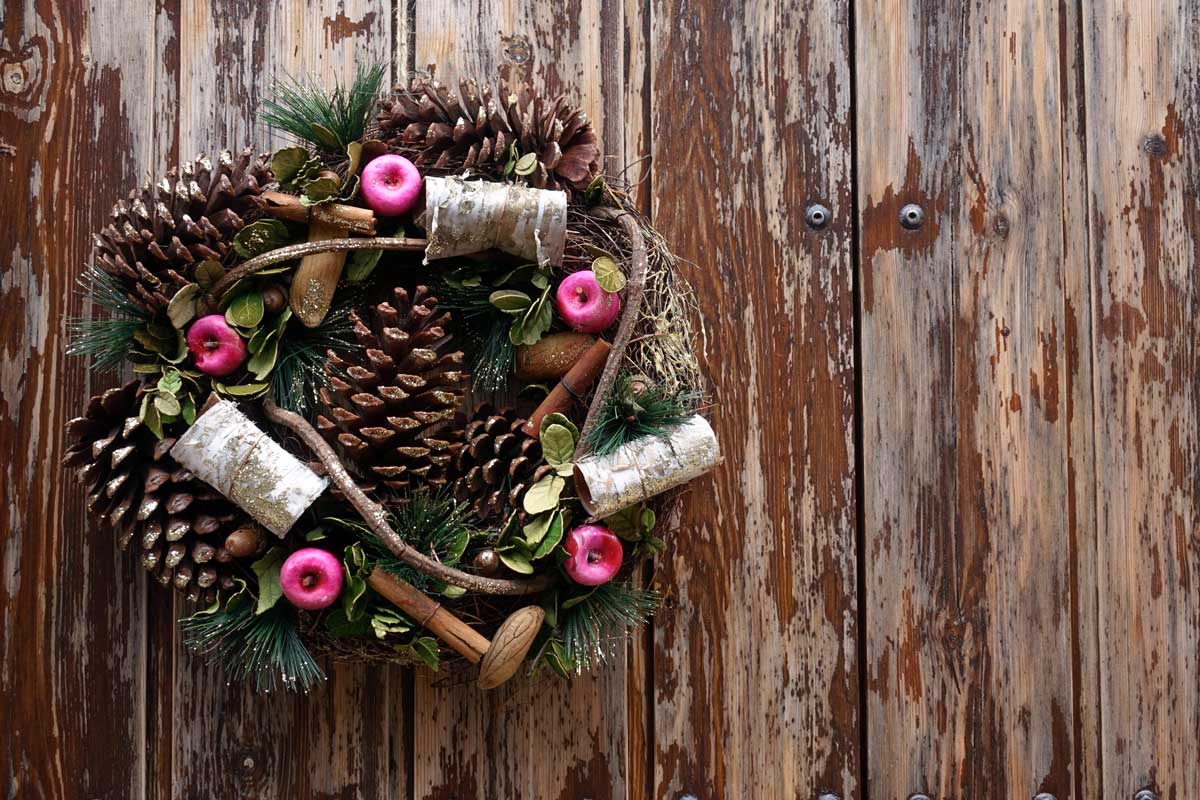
(521, 339, 612, 437)
(367, 568, 489, 663)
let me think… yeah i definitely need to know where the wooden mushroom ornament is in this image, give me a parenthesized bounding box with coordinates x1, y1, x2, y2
(288, 172, 358, 327)
(367, 569, 544, 688)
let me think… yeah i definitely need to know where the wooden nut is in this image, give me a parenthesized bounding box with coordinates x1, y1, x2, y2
(516, 332, 597, 381)
(224, 526, 265, 558)
(478, 606, 545, 689)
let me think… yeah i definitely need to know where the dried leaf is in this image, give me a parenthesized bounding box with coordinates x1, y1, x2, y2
(592, 256, 626, 293)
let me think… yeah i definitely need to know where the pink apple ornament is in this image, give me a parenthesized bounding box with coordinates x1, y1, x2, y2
(280, 548, 344, 610)
(186, 314, 247, 377)
(555, 270, 621, 334)
(360, 154, 422, 216)
(563, 524, 624, 586)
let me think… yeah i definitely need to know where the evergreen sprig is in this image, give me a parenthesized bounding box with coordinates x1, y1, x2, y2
(261, 61, 386, 151)
(272, 292, 361, 416)
(361, 491, 472, 592)
(560, 583, 659, 671)
(584, 374, 700, 456)
(437, 281, 515, 393)
(67, 265, 153, 372)
(180, 600, 324, 693)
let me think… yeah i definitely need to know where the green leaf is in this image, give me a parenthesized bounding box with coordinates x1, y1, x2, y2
(516, 288, 553, 345)
(514, 152, 538, 176)
(592, 256, 626, 293)
(540, 423, 576, 467)
(522, 473, 565, 515)
(585, 174, 606, 204)
(640, 507, 657, 534)
(607, 505, 642, 541)
(532, 511, 564, 560)
(440, 583, 467, 599)
(346, 247, 383, 282)
(141, 395, 164, 439)
(300, 176, 340, 206)
(154, 393, 181, 417)
(504, 142, 518, 177)
(342, 572, 368, 621)
(194, 260, 226, 290)
(344, 141, 363, 183)
(498, 549, 534, 575)
(490, 289, 532, 313)
(157, 369, 183, 395)
(167, 283, 201, 328)
(305, 527, 327, 542)
(271, 146, 312, 186)
(233, 219, 292, 258)
(523, 512, 554, 548)
(164, 330, 190, 364)
(530, 269, 550, 290)
(310, 122, 341, 149)
(541, 591, 559, 627)
(562, 587, 597, 610)
(540, 412, 579, 442)
(407, 636, 440, 671)
(226, 292, 265, 328)
(214, 381, 270, 397)
(370, 609, 412, 639)
(323, 607, 372, 637)
(181, 395, 197, 425)
(252, 548, 287, 615)
(247, 332, 280, 379)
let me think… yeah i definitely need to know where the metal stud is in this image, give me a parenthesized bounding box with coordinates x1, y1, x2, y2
(908, 794, 932, 800)
(805, 202, 832, 230)
(1134, 791, 1159, 800)
(817, 793, 840, 800)
(899, 203, 925, 230)
(1034, 793, 1057, 800)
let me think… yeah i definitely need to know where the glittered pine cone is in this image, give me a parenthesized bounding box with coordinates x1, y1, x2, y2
(62, 381, 247, 604)
(450, 405, 555, 523)
(376, 75, 600, 193)
(316, 286, 470, 492)
(93, 148, 272, 314)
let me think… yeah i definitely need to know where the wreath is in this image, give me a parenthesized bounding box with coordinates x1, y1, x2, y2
(63, 63, 718, 691)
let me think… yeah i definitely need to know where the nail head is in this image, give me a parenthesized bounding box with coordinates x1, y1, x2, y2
(1142, 135, 1168, 158)
(1134, 791, 1159, 800)
(899, 203, 925, 230)
(1034, 794, 1057, 800)
(805, 203, 831, 230)
(908, 794, 932, 800)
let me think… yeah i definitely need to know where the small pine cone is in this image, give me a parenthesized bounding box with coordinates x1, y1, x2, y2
(63, 381, 246, 605)
(376, 76, 600, 193)
(316, 286, 470, 492)
(450, 406, 555, 523)
(93, 148, 272, 314)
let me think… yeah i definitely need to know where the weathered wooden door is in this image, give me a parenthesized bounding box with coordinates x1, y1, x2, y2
(3, 1, 1197, 798)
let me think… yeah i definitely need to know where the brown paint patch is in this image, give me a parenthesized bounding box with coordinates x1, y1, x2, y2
(1098, 300, 1147, 343)
(322, 8, 377, 45)
(897, 590, 924, 701)
(1041, 323, 1060, 423)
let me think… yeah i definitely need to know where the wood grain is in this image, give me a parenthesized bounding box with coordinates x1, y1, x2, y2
(0, 1, 171, 796)
(1081, 3, 1200, 798)
(411, 4, 640, 798)
(855, 0, 1094, 796)
(648, 1, 859, 797)
(149, 3, 407, 798)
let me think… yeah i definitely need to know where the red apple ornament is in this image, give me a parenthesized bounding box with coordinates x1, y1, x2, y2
(563, 524, 624, 586)
(555, 271, 621, 334)
(280, 548, 344, 610)
(361, 154, 422, 216)
(186, 314, 247, 377)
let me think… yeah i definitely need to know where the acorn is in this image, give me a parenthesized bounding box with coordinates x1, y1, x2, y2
(224, 525, 267, 558)
(472, 548, 501, 577)
(516, 332, 597, 381)
(262, 284, 288, 315)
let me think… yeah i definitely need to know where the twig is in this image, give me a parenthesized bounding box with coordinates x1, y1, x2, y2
(576, 209, 647, 455)
(262, 399, 554, 596)
(205, 237, 428, 308)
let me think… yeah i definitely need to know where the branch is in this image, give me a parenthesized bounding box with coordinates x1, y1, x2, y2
(262, 399, 554, 596)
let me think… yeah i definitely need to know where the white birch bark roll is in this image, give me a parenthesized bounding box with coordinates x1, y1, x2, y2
(423, 177, 567, 267)
(573, 415, 721, 519)
(170, 400, 328, 537)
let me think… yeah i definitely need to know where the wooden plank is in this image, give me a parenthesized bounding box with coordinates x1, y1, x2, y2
(855, 0, 1093, 796)
(148, 4, 408, 798)
(0, 1, 171, 796)
(1081, 3, 1200, 798)
(411, 4, 640, 798)
(647, 1, 859, 797)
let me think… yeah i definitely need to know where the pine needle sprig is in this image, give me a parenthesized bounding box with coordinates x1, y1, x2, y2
(362, 490, 473, 591)
(436, 280, 515, 393)
(584, 374, 701, 456)
(67, 265, 153, 372)
(261, 61, 387, 151)
(272, 292, 361, 416)
(180, 601, 324, 693)
(560, 583, 659, 671)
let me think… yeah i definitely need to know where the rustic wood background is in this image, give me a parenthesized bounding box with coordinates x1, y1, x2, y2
(2, 0, 1197, 797)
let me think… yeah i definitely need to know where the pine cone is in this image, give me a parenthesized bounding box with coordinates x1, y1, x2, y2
(63, 381, 246, 604)
(93, 148, 272, 314)
(376, 76, 600, 193)
(316, 286, 470, 492)
(451, 406, 555, 522)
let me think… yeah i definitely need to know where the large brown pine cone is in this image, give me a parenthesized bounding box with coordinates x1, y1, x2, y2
(451, 406, 554, 523)
(93, 148, 272, 314)
(63, 381, 248, 604)
(316, 286, 470, 492)
(376, 76, 601, 193)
